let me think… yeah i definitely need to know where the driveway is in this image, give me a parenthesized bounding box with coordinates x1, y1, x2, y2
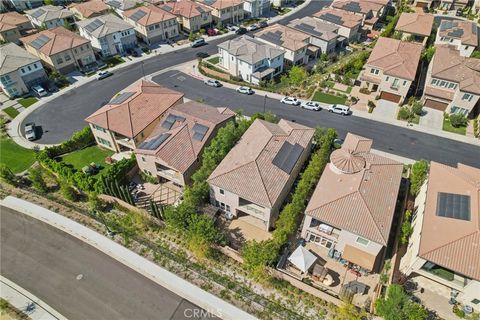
(420, 108, 444, 130)
(375, 99, 399, 120)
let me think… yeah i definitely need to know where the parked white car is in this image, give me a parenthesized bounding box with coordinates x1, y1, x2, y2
(204, 79, 222, 87)
(32, 85, 47, 97)
(97, 70, 113, 80)
(328, 104, 351, 115)
(280, 96, 300, 106)
(24, 122, 36, 141)
(247, 24, 260, 31)
(301, 101, 321, 111)
(226, 24, 239, 32)
(236, 86, 254, 95)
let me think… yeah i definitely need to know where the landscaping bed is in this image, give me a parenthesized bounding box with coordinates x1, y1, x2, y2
(443, 116, 466, 135)
(206, 56, 220, 65)
(103, 56, 125, 68)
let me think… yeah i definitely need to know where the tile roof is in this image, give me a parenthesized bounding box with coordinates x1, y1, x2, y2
(218, 35, 284, 64)
(366, 37, 422, 81)
(332, 0, 383, 14)
(418, 162, 480, 281)
(431, 45, 480, 95)
(0, 42, 40, 76)
(135, 102, 235, 173)
(25, 5, 74, 23)
(77, 14, 133, 38)
(69, 0, 110, 18)
(288, 16, 339, 42)
(395, 12, 434, 37)
(0, 12, 30, 32)
(197, 0, 244, 10)
(313, 8, 362, 29)
(305, 133, 403, 246)
(20, 27, 90, 56)
(85, 80, 184, 138)
(208, 119, 314, 208)
(160, 0, 212, 18)
(123, 4, 176, 26)
(105, 0, 137, 11)
(438, 19, 478, 47)
(255, 24, 309, 51)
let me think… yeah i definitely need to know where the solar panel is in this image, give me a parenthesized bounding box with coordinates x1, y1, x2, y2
(260, 31, 283, 46)
(436, 192, 471, 221)
(294, 22, 324, 38)
(448, 29, 464, 38)
(192, 123, 209, 141)
(30, 8, 45, 19)
(203, 0, 216, 5)
(162, 5, 172, 11)
(85, 19, 104, 32)
(130, 9, 147, 22)
(30, 34, 50, 49)
(138, 133, 171, 150)
(272, 142, 304, 174)
(192, 132, 205, 141)
(109, 91, 135, 104)
(342, 2, 361, 13)
(108, 0, 121, 8)
(320, 13, 344, 26)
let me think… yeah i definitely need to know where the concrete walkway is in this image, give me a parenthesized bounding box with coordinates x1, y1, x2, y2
(1, 196, 256, 320)
(1, 276, 67, 320)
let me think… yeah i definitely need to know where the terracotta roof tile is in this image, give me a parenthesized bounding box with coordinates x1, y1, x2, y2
(0, 11, 30, 32)
(255, 24, 309, 52)
(197, 0, 244, 10)
(123, 4, 176, 26)
(160, 0, 211, 18)
(313, 8, 362, 29)
(438, 19, 478, 47)
(395, 12, 434, 37)
(69, 0, 110, 18)
(20, 27, 90, 56)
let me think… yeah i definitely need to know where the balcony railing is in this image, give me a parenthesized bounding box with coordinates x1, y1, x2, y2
(390, 84, 400, 91)
(115, 137, 135, 149)
(238, 203, 267, 220)
(309, 225, 339, 240)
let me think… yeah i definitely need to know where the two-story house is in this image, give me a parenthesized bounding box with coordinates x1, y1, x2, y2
(136, 102, 235, 187)
(435, 20, 478, 57)
(5, 0, 43, 12)
(105, 0, 137, 15)
(217, 35, 285, 84)
(0, 12, 33, 44)
(25, 5, 76, 29)
(313, 8, 362, 42)
(332, 0, 386, 29)
(394, 12, 434, 46)
(0, 43, 47, 98)
(197, 0, 244, 25)
(85, 80, 185, 152)
(123, 4, 179, 45)
(208, 119, 314, 231)
(301, 133, 403, 272)
(422, 45, 480, 118)
(255, 24, 310, 66)
(21, 27, 96, 74)
(77, 14, 137, 57)
(159, 0, 212, 33)
(359, 37, 423, 104)
(399, 161, 480, 308)
(243, 0, 269, 18)
(68, 0, 110, 20)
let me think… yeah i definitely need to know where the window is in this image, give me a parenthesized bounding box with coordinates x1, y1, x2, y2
(215, 200, 220, 207)
(219, 189, 225, 195)
(356, 237, 369, 246)
(462, 93, 473, 102)
(143, 169, 151, 175)
(64, 54, 71, 61)
(370, 68, 379, 75)
(141, 156, 146, 162)
(472, 299, 480, 305)
(98, 137, 111, 147)
(440, 81, 446, 87)
(448, 83, 456, 89)
(56, 57, 64, 64)
(220, 202, 225, 210)
(226, 205, 231, 213)
(431, 79, 438, 85)
(21, 68, 25, 73)
(403, 80, 407, 86)
(451, 106, 469, 116)
(385, 76, 389, 81)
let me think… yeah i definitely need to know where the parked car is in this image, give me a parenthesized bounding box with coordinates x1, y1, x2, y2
(24, 122, 36, 141)
(328, 104, 351, 115)
(236, 86, 254, 95)
(97, 70, 113, 80)
(127, 48, 140, 57)
(456, 8, 463, 16)
(204, 79, 222, 87)
(32, 85, 47, 97)
(226, 24, 239, 31)
(281, 96, 300, 105)
(196, 51, 210, 59)
(191, 38, 206, 48)
(235, 27, 247, 35)
(207, 28, 217, 36)
(259, 20, 268, 28)
(247, 24, 260, 31)
(301, 101, 320, 111)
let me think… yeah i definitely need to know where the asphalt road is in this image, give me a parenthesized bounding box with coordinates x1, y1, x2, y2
(0, 206, 214, 320)
(153, 71, 479, 167)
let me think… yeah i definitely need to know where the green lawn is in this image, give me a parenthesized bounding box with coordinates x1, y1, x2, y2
(0, 137, 36, 173)
(18, 97, 38, 108)
(443, 117, 466, 135)
(312, 91, 347, 105)
(3, 106, 19, 119)
(61, 145, 114, 171)
(207, 56, 220, 65)
(103, 56, 125, 67)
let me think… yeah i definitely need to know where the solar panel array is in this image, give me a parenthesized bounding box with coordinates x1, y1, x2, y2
(295, 22, 324, 38)
(448, 28, 464, 38)
(31, 35, 50, 49)
(341, 2, 361, 13)
(259, 31, 283, 46)
(108, 0, 121, 8)
(109, 91, 135, 105)
(162, 5, 173, 11)
(319, 13, 344, 26)
(436, 192, 471, 221)
(272, 142, 304, 174)
(85, 19, 104, 32)
(161, 114, 186, 130)
(130, 9, 147, 22)
(203, 0, 216, 5)
(138, 133, 171, 150)
(30, 8, 45, 19)
(192, 123, 209, 141)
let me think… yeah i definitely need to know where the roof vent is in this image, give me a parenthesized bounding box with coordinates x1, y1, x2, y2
(330, 149, 366, 174)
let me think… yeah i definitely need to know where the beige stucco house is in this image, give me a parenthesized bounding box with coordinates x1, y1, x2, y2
(0, 12, 32, 44)
(435, 20, 478, 58)
(25, 5, 76, 29)
(313, 8, 362, 42)
(196, 0, 244, 25)
(160, 0, 212, 32)
(332, 0, 387, 29)
(394, 12, 434, 46)
(69, 0, 110, 20)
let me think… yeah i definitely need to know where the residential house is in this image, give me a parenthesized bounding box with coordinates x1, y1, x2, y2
(359, 37, 423, 104)
(77, 14, 137, 57)
(474, 0, 480, 14)
(394, 12, 434, 46)
(5, 0, 43, 12)
(301, 133, 403, 272)
(435, 20, 478, 57)
(438, 0, 470, 10)
(208, 119, 314, 231)
(217, 35, 284, 84)
(0, 43, 47, 98)
(399, 162, 480, 307)
(105, 0, 137, 15)
(136, 102, 235, 187)
(313, 8, 362, 42)
(0, 12, 33, 44)
(159, 0, 212, 33)
(243, 0, 269, 18)
(196, 0, 244, 25)
(422, 45, 480, 117)
(25, 5, 76, 29)
(122, 5, 179, 45)
(68, 0, 110, 20)
(255, 24, 309, 66)
(85, 80, 185, 152)
(21, 27, 96, 74)
(331, 0, 386, 29)
(271, 0, 296, 8)
(288, 16, 342, 59)
(413, 0, 435, 8)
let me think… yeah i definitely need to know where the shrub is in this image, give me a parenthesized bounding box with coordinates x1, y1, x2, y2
(449, 113, 468, 128)
(411, 101, 423, 116)
(28, 168, 48, 193)
(398, 107, 412, 120)
(400, 210, 413, 245)
(0, 164, 16, 185)
(359, 87, 370, 94)
(367, 100, 376, 109)
(410, 160, 429, 196)
(60, 180, 77, 201)
(88, 192, 106, 212)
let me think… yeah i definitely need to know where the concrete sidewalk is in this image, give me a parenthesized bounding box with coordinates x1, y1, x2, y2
(1, 276, 67, 320)
(1, 196, 256, 320)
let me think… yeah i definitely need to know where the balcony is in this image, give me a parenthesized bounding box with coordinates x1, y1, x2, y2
(390, 83, 400, 91)
(157, 168, 181, 183)
(115, 137, 135, 149)
(238, 203, 267, 221)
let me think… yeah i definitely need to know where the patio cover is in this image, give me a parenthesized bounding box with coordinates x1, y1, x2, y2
(288, 245, 317, 273)
(342, 244, 377, 271)
(252, 67, 275, 79)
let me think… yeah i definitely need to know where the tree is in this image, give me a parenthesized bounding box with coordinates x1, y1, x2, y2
(376, 284, 427, 320)
(411, 101, 423, 116)
(398, 107, 413, 121)
(422, 46, 436, 62)
(288, 66, 308, 86)
(334, 302, 366, 320)
(186, 214, 222, 259)
(188, 32, 197, 41)
(449, 113, 468, 128)
(28, 168, 47, 193)
(216, 20, 223, 30)
(400, 210, 413, 245)
(242, 240, 278, 283)
(88, 192, 106, 212)
(410, 160, 428, 196)
(0, 164, 16, 185)
(60, 180, 77, 201)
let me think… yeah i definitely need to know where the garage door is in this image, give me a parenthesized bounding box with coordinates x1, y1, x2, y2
(424, 99, 448, 111)
(380, 91, 402, 103)
(416, 2, 428, 7)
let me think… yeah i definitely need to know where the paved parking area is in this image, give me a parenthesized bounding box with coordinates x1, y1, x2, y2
(374, 99, 399, 120)
(420, 108, 443, 130)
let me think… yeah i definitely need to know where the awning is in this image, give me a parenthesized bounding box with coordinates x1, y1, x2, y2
(288, 245, 317, 273)
(252, 67, 275, 79)
(307, 45, 320, 53)
(364, 17, 379, 25)
(342, 244, 377, 271)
